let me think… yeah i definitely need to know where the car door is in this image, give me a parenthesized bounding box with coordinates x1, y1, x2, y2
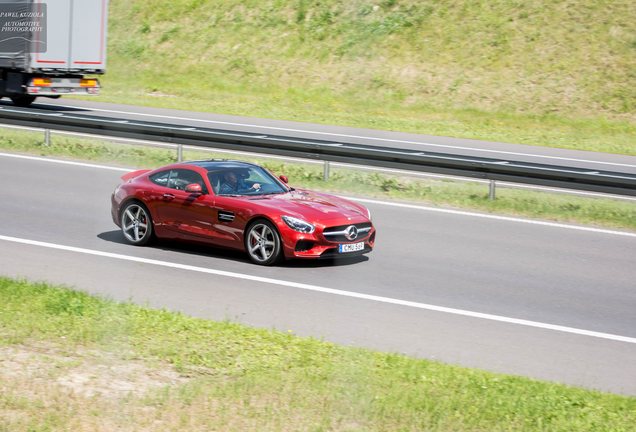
(148, 169, 216, 239)
(209, 195, 250, 248)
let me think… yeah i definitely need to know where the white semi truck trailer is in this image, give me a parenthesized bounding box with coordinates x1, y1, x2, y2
(0, 0, 107, 106)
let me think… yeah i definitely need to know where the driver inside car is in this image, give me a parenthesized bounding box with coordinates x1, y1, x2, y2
(219, 170, 261, 195)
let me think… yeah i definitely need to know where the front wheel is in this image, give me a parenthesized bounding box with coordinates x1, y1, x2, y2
(245, 220, 282, 266)
(120, 202, 153, 245)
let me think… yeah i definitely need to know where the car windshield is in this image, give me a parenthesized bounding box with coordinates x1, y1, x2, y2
(208, 166, 288, 196)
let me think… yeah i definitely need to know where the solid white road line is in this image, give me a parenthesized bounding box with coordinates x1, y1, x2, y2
(35, 101, 636, 170)
(1, 234, 635, 345)
(1, 152, 634, 238)
(345, 197, 636, 239)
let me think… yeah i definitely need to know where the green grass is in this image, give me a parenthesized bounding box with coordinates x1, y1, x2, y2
(1, 277, 635, 431)
(1, 127, 635, 232)
(72, 0, 636, 155)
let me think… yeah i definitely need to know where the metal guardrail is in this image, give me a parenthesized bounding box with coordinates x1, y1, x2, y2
(1, 106, 635, 197)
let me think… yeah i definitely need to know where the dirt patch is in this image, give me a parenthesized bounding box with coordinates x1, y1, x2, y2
(0, 343, 187, 399)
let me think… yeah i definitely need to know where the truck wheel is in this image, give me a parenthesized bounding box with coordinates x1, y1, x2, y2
(11, 96, 36, 107)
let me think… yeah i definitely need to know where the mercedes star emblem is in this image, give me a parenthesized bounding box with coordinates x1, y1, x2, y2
(345, 225, 358, 241)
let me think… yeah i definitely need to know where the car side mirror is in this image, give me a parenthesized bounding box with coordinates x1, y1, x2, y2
(279, 175, 289, 184)
(185, 183, 203, 195)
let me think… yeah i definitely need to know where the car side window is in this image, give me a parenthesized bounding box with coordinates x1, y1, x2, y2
(149, 170, 171, 187)
(167, 169, 209, 194)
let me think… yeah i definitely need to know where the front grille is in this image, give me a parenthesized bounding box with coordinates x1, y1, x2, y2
(322, 222, 372, 243)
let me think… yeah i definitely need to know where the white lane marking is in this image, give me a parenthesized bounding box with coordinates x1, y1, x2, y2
(344, 197, 636, 238)
(0, 152, 130, 172)
(0, 152, 634, 237)
(1, 234, 635, 345)
(36, 102, 636, 169)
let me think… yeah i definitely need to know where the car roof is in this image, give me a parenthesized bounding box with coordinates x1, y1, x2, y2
(185, 160, 260, 172)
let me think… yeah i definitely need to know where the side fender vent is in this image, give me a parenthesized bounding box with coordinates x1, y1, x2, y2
(218, 211, 235, 222)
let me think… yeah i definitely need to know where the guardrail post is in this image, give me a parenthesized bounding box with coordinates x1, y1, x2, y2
(323, 161, 330, 181)
(177, 144, 183, 162)
(44, 129, 51, 146)
(489, 180, 496, 200)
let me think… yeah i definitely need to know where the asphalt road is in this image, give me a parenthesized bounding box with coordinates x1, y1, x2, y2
(4, 98, 636, 174)
(0, 153, 635, 395)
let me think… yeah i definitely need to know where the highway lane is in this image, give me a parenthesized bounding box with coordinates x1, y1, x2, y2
(5, 98, 636, 174)
(1, 153, 636, 394)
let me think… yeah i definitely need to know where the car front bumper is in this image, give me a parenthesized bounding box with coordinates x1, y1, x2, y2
(278, 224, 376, 260)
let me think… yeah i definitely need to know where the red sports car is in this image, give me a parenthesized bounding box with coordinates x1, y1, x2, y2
(111, 160, 375, 265)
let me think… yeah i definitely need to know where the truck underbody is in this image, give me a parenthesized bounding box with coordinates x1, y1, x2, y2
(0, 70, 100, 106)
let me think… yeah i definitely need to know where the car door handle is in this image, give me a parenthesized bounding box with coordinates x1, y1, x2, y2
(162, 193, 175, 200)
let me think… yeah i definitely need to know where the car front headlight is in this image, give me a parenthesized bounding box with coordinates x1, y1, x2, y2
(366, 207, 372, 221)
(282, 215, 315, 233)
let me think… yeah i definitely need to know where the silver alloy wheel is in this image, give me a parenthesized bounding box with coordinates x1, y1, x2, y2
(121, 203, 151, 244)
(247, 222, 278, 264)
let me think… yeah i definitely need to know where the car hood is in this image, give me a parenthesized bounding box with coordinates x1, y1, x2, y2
(246, 189, 368, 223)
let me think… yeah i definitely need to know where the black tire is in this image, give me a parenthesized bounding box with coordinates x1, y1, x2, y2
(120, 201, 153, 246)
(244, 219, 283, 266)
(10, 95, 36, 107)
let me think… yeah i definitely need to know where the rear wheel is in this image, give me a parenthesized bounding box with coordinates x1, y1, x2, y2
(10, 95, 36, 107)
(120, 202, 153, 245)
(245, 220, 282, 266)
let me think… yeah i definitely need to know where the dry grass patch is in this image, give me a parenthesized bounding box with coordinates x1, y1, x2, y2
(0, 343, 186, 399)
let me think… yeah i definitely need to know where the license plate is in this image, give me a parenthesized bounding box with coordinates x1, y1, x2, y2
(338, 242, 364, 253)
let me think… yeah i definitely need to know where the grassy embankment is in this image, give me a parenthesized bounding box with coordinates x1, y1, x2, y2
(1, 277, 635, 431)
(81, 0, 636, 155)
(1, 127, 635, 231)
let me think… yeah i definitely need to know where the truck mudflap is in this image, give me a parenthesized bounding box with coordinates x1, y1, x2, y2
(26, 77, 100, 96)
